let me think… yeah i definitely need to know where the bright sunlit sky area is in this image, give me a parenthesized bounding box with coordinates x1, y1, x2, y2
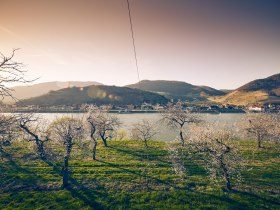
(1, 0, 280, 89)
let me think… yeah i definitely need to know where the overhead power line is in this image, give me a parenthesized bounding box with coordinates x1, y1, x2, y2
(126, 0, 141, 85)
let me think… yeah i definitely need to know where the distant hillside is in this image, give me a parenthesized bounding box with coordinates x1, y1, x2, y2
(210, 73, 280, 106)
(127, 80, 225, 101)
(18, 85, 168, 106)
(237, 73, 280, 93)
(4, 81, 102, 103)
(219, 89, 232, 94)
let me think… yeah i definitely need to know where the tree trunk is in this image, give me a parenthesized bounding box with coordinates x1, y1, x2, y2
(102, 138, 108, 147)
(144, 139, 148, 148)
(257, 134, 262, 148)
(36, 140, 46, 160)
(223, 168, 232, 191)
(92, 139, 97, 160)
(20, 124, 46, 159)
(258, 139, 261, 148)
(62, 144, 72, 188)
(0, 146, 3, 161)
(220, 160, 231, 191)
(179, 129, 185, 147)
(62, 155, 69, 188)
(101, 134, 108, 147)
(89, 125, 97, 160)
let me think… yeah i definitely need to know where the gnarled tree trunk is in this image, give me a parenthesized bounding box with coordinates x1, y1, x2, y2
(220, 159, 231, 191)
(62, 155, 69, 188)
(36, 140, 46, 160)
(62, 141, 72, 188)
(92, 139, 97, 160)
(100, 132, 108, 147)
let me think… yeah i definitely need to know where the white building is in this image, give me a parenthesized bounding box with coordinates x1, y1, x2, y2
(248, 106, 264, 112)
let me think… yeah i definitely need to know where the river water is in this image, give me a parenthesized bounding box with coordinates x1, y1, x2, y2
(36, 113, 244, 141)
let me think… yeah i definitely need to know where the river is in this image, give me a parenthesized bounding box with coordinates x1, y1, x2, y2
(35, 113, 244, 141)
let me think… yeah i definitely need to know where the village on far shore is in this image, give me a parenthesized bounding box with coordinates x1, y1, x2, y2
(2, 100, 280, 113)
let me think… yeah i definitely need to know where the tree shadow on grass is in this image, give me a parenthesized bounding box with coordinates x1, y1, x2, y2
(2, 147, 279, 209)
(43, 159, 116, 210)
(109, 145, 209, 187)
(96, 159, 182, 191)
(0, 148, 50, 192)
(1, 148, 116, 209)
(231, 189, 280, 207)
(104, 145, 212, 191)
(189, 191, 251, 210)
(108, 145, 169, 165)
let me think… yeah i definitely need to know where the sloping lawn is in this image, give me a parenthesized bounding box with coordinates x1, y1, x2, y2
(0, 140, 279, 209)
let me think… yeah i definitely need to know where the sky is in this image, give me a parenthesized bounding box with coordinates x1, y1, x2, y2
(1, 0, 280, 89)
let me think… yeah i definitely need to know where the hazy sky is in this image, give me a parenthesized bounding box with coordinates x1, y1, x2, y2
(1, 0, 280, 89)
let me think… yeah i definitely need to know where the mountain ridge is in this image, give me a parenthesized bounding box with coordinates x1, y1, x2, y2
(6, 74, 280, 106)
(18, 85, 168, 106)
(210, 73, 280, 105)
(4, 81, 102, 103)
(126, 80, 225, 101)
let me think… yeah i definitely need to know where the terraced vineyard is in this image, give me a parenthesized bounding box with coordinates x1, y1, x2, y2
(0, 140, 280, 209)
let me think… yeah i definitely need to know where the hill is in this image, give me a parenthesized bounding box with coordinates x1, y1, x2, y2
(18, 85, 168, 106)
(4, 81, 102, 104)
(126, 80, 225, 101)
(210, 73, 280, 106)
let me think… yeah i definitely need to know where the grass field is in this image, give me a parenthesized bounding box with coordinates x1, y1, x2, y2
(0, 140, 280, 209)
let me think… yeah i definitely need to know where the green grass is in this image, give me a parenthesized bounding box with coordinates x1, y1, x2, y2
(0, 140, 280, 209)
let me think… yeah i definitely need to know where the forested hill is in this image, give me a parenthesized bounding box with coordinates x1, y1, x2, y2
(127, 80, 225, 101)
(237, 73, 280, 92)
(18, 85, 169, 106)
(210, 73, 280, 105)
(4, 81, 102, 103)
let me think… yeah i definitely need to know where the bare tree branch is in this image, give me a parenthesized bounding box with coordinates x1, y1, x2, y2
(0, 49, 37, 101)
(0, 114, 19, 148)
(241, 113, 276, 148)
(130, 120, 157, 148)
(86, 106, 121, 147)
(187, 124, 243, 191)
(49, 116, 84, 188)
(161, 102, 202, 146)
(17, 113, 50, 159)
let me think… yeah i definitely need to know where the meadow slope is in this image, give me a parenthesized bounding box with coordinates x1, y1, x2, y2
(0, 140, 280, 210)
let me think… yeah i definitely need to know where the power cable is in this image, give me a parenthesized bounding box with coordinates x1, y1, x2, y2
(126, 0, 141, 86)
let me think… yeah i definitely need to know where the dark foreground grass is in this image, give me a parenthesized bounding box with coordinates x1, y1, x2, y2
(0, 140, 279, 209)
